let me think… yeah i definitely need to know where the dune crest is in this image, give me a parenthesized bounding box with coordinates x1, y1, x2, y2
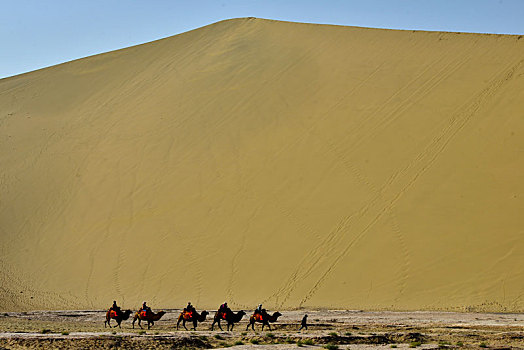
(1, 18, 523, 312)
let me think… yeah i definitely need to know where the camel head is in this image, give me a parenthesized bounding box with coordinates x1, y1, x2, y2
(238, 310, 246, 316)
(122, 310, 132, 320)
(273, 312, 282, 318)
(158, 311, 166, 316)
(201, 310, 209, 318)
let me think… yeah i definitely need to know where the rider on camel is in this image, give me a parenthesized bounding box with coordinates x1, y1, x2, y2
(218, 302, 230, 318)
(141, 302, 152, 315)
(110, 300, 121, 314)
(184, 302, 196, 316)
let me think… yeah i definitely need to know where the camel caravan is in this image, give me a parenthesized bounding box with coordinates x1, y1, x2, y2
(104, 300, 284, 331)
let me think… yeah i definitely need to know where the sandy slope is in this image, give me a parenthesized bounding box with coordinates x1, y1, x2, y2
(0, 18, 523, 312)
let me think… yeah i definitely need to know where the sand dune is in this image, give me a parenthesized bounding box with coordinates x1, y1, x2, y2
(1, 18, 523, 312)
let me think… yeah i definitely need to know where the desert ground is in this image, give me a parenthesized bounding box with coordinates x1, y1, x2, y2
(1, 309, 523, 349)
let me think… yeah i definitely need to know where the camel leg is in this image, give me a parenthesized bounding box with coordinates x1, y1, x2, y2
(266, 322, 272, 331)
(192, 319, 197, 330)
(138, 318, 143, 329)
(132, 318, 136, 329)
(218, 319, 223, 331)
(176, 318, 181, 330)
(183, 320, 189, 331)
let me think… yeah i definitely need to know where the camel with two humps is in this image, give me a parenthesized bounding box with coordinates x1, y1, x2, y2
(211, 309, 246, 331)
(132, 310, 166, 329)
(177, 309, 209, 330)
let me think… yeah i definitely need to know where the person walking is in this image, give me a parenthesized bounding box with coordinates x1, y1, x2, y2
(299, 314, 308, 331)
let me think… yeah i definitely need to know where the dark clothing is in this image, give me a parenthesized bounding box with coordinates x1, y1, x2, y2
(110, 302, 121, 313)
(141, 303, 151, 314)
(186, 304, 195, 315)
(299, 315, 308, 330)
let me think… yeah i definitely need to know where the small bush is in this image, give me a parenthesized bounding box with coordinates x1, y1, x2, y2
(234, 340, 244, 345)
(409, 341, 422, 348)
(391, 345, 397, 348)
(456, 341, 464, 347)
(111, 331, 117, 335)
(328, 332, 338, 337)
(265, 332, 275, 338)
(219, 342, 232, 348)
(250, 338, 259, 344)
(285, 337, 295, 343)
(199, 335, 208, 341)
(241, 332, 247, 336)
(345, 332, 351, 336)
(439, 340, 451, 348)
(479, 343, 487, 348)
(303, 339, 315, 345)
(296, 340, 304, 347)
(214, 334, 224, 340)
(41, 329, 51, 334)
(61, 331, 69, 335)
(138, 330, 146, 335)
(324, 344, 339, 350)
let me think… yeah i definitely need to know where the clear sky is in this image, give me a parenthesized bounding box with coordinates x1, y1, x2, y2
(1, 0, 523, 79)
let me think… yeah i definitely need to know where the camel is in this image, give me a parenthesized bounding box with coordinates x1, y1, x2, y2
(104, 309, 132, 328)
(132, 310, 166, 329)
(246, 311, 282, 331)
(211, 309, 246, 331)
(176, 309, 209, 330)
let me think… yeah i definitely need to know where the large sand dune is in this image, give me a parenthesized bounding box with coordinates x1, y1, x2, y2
(1, 18, 523, 312)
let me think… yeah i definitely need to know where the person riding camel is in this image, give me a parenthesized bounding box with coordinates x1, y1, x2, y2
(218, 302, 230, 318)
(253, 304, 265, 321)
(141, 302, 151, 316)
(110, 300, 121, 314)
(184, 302, 195, 317)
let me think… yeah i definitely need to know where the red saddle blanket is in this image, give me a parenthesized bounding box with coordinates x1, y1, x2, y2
(220, 312, 227, 320)
(140, 310, 148, 318)
(183, 311, 193, 320)
(254, 314, 264, 321)
(109, 310, 118, 318)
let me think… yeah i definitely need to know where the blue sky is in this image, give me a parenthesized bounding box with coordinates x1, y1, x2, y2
(1, 0, 523, 79)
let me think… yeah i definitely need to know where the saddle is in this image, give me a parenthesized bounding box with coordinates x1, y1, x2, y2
(183, 311, 193, 320)
(109, 310, 119, 318)
(140, 310, 148, 318)
(254, 313, 264, 322)
(220, 311, 228, 320)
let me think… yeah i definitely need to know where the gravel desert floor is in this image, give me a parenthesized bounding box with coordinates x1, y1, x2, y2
(0, 309, 523, 349)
